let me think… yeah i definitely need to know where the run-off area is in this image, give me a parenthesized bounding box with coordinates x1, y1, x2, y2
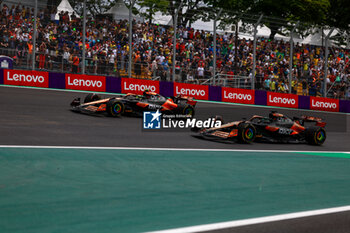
(0, 147, 349, 233)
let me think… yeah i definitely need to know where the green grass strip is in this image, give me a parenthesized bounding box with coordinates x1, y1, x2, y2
(295, 152, 350, 159)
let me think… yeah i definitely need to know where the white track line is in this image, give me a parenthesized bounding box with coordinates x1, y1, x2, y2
(0, 145, 349, 154)
(146, 205, 350, 233)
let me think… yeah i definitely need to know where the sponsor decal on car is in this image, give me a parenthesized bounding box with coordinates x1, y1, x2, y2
(310, 97, 339, 112)
(222, 87, 255, 104)
(122, 78, 159, 95)
(174, 83, 209, 100)
(278, 128, 293, 135)
(4, 69, 49, 88)
(267, 92, 298, 108)
(66, 74, 106, 92)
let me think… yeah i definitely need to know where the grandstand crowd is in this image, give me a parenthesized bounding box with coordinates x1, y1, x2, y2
(0, 2, 349, 99)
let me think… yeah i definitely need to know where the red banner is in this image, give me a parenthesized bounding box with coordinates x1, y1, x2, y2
(66, 74, 106, 92)
(310, 97, 339, 112)
(121, 78, 159, 95)
(222, 87, 255, 104)
(174, 83, 209, 100)
(267, 92, 298, 108)
(3, 69, 49, 88)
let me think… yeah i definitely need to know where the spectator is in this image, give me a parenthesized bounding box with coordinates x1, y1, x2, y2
(291, 79, 298, 94)
(197, 65, 204, 79)
(134, 51, 141, 78)
(339, 81, 346, 99)
(63, 47, 71, 70)
(264, 77, 271, 91)
(38, 41, 46, 69)
(108, 49, 116, 75)
(302, 79, 308, 96)
(0, 2, 348, 99)
(270, 78, 276, 92)
(71, 51, 79, 73)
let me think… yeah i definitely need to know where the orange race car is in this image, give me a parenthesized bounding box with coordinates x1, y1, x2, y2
(70, 91, 197, 117)
(193, 111, 326, 145)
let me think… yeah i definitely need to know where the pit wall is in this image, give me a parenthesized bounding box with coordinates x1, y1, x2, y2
(0, 68, 349, 113)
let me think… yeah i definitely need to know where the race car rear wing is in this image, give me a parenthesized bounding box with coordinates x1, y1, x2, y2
(173, 95, 197, 106)
(294, 115, 326, 127)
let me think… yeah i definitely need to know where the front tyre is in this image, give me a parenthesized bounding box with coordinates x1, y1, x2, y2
(106, 99, 124, 117)
(306, 127, 326, 145)
(237, 123, 256, 143)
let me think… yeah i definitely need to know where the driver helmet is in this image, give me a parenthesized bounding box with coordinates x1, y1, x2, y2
(269, 111, 278, 121)
(143, 89, 151, 98)
(143, 90, 157, 99)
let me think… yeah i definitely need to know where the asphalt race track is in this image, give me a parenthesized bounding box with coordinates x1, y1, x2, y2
(0, 86, 348, 151)
(1, 86, 350, 233)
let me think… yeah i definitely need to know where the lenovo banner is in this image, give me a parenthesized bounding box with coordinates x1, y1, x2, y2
(4, 69, 49, 88)
(66, 74, 106, 92)
(174, 82, 209, 100)
(121, 78, 159, 95)
(222, 87, 255, 104)
(310, 97, 339, 112)
(267, 92, 298, 108)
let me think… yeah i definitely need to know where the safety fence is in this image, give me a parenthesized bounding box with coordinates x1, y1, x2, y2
(0, 68, 349, 113)
(1, 0, 350, 102)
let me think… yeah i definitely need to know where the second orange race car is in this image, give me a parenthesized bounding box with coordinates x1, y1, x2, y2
(193, 111, 326, 145)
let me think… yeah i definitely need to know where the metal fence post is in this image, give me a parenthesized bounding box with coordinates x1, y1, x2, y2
(252, 14, 263, 90)
(172, 2, 183, 82)
(323, 28, 334, 97)
(288, 22, 299, 93)
(213, 9, 222, 86)
(128, 0, 136, 78)
(82, 0, 87, 74)
(32, 0, 38, 70)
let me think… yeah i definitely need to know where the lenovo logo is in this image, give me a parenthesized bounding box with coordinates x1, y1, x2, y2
(269, 95, 296, 105)
(310, 97, 339, 112)
(4, 69, 49, 87)
(224, 91, 252, 100)
(175, 86, 206, 96)
(221, 87, 255, 104)
(173, 83, 209, 100)
(7, 73, 45, 83)
(121, 78, 159, 94)
(311, 99, 337, 109)
(65, 74, 106, 92)
(124, 82, 156, 92)
(67, 76, 103, 88)
(267, 92, 298, 108)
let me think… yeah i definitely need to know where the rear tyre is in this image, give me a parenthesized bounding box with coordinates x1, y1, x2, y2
(183, 105, 195, 117)
(84, 93, 101, 103)
(106, 99, 124, 117)
(237, 123, 256, 143)
(306, 127, 326, 145)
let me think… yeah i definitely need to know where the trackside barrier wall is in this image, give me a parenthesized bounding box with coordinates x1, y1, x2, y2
(0, 69, 349, 113)
(0, 68, 3, 84)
